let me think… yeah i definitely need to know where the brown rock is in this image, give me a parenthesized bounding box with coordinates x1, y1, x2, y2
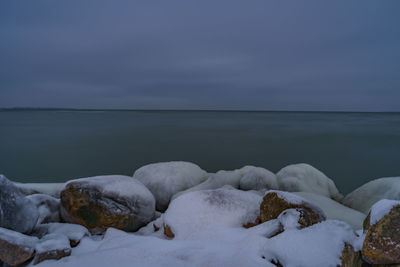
(34, 248, 71, 265)
(243, 217, 261, 228)
(339, 243, 362, 267)
(0, 227, 38, 266)
(60, 175, 155, 233)
(33, 233, 71, 265)
(164, 224, 175, 238)
(260, 191, 326, 227)
(362, 204, 400, 265)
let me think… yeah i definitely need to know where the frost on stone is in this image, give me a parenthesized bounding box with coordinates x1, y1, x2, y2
(0, 174, 39, 234)
(277, 163, 343, 201)
(294, 192, 366, 230)
(164, 188, 262, 239)
(133, 161, 208, 211)
(343, 177, 400, 214)
(369, 199, 400, 226)
(27, 194, 61, 225)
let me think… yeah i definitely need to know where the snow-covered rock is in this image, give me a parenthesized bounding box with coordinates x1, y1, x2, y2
(172, 166, 278, 201)
(163, 188, 262, 239)
(362, 199, 400, 264)
(260, 190, 326, 227)
(34, 233, 71, 265)
(294, 192, 366, 229)
(276, 163, 343, 201)
(342, 177, 400, 214)
(0, 227, 38, 266)
(0, 175, 39, 234)
(60, 175, 155, 233)
(15, 182, 64, 198)
(239, 166, 278, 191)
(27, 194, 61, 225)
(34, 223, 89, 247)
(133, 162, 208, 211)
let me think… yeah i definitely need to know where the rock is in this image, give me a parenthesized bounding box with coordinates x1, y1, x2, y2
(27, 194, 61, 225)
(60, 175, 155, 233)
(133, 161, 207, 211)
(343, 177, 400, 214)
(238, 166, 278, 191)
(0, 175, 39, 234)
(260, 190, 326, 227)
(276, 163, 343, 201)
(339, 243, 362, 267)
(33, 233, 71, 265)
(163, 188, 262, 239)
(362, 200, 400, 265)
(0, 227, 38, 266)
(33, 223, 89, 248)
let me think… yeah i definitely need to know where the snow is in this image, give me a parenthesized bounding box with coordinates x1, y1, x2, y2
(0, 226, 38, 249)
(0, 174, 39, 234)
(294, 192, 366, 229)
(369, 199, 400, 226)
(276, 163, 343, 201)
(133, 162, 208, 211)
(277, 209, 301, 230)
(14, 182, 64, 198)
(239, 166, 278, 191)
(27, 194, 61, 225)
(34, 223, 89, 243)
(35, 233, 71, 254)
(164, 188, 262, 239)
(342, 176, 400, 214)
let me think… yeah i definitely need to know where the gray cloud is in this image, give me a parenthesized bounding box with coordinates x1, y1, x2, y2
(1, 0, 399, 111)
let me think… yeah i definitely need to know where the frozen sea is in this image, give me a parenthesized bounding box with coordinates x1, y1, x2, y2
(1, 110, 399, 194)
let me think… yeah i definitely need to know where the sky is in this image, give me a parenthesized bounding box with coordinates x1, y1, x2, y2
(0, 0, 399, 111)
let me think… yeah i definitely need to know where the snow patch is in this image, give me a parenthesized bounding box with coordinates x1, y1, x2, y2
(369, 199, 400, 226)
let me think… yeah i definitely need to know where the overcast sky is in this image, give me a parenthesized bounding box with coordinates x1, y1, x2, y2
(1, 0, 399, 111)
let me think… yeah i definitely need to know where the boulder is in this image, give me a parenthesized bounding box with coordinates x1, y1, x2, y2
(276, 163, 343, 201)
(0, 175, 39, 234)
(60, 175, 155, 233)
(0, 227, 38, 266)
(260, 190, 326, 228)
(133, 161, 207, 211)
(238, 166, 278, 191)
(27, 194, 61, 225)
(362, 199, 400, 265)
(343, 177, 400, 214)
(33, 233, 71, 265)
(339, 243, 362, 267)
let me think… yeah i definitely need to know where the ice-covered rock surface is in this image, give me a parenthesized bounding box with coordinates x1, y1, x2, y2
(343, 177, 400, 214)
(133, 161, 208, 211)
(172, 166, 278, 201)
(61, 175, 155, 232)
(27, 194, 61, 225)
(369, 199, 400, 226)
(277, 163, 343, 200)
(34, 223, 89, 246)
(33, 233, 72, 265)
(164, 188, 262, 239)
(294, 192, 365, 229)
(0, 175, 39, 233)
(15, 182, 64, 198)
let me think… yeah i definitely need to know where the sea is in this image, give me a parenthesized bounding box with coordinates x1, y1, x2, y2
(1, 110, 400, 194)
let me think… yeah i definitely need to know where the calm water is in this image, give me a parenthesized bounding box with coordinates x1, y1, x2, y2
(1, 110, 400, 194)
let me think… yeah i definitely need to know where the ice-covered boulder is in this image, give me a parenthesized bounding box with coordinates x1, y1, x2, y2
(34, 223, 89, 247)
(343, 176, 400, 214)
(163, 188, 262, 239)
(14, 182, 64, 198)
(260, 190, 326, 228)
(27, 194, 61, 225)
(133, 161, 207, 211)
(60, 175, 155, 233)
(0, 227, 38, 266)
(239, 166, 278, 191)
(172, 166, 277, 201)
(276, 163, 343, 201)
(34, 233, 72, 265)
(294, 192, 366, 229)
(0, 174, 39, 234)
(362, 199, 400, 265)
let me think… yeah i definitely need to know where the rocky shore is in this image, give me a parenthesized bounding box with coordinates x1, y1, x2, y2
(1, 162, 400, 266)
